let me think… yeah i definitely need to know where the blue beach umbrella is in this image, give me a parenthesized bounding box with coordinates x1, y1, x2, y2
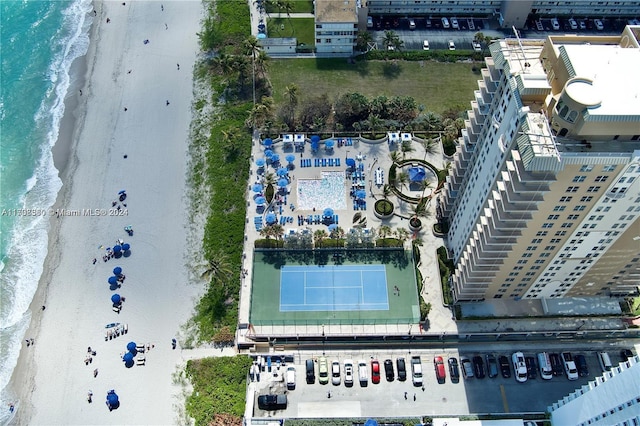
(255, 196, 266, 205)
(311, 141, 319, 151)
(262, 138, 273, 147)
(126, 341, 137, 352)
(265, 213, 277, 224)
(106, 390, 119, 407)
(108, 276, 118, 285)
(364, 420, 378, 426)
(123, 352, 134, 362)
(111, 294, 121, 304)
(323, 207, 334, 217)
(252, 183, 263, 193)
(122, 243, 130, 251)
(328, 224, 338, 231)
(278, 178, 288, 188)
(325, 139, 334, 148)
(276, 167, 288, 177)
(113, 245, 122, 253)
(346, 158, 356, 167)
(356, 189, 366, 199)
(285, 154, 295, 164)
(255, 158, 265, 167)
(264, 149, 273, 158)
(271, 153, 280, 163)
(310, 135, 320, 143)
(113, 266, 122, 275)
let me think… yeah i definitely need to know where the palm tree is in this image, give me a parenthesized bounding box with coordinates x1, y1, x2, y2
(378, 225, 392, 239)
(396, 228, 410, 245)
(356, 31, 374, 52)
(284, 84, 298, 129)
(418, 179, 432, 199)
(389, 151, 401, 165)
(313, 229, 327, 247)
(381, 30, 400, 51)
(382, 184, 392, 200)
(395, 171, 409, 190)
(400, 140, 414, 160)
(420, 138, 438, 159)
(270, 224, 284, 242)
(411, 197, 431, 222)
(200, 250, 233, 282)
(264, 172, 276, 186)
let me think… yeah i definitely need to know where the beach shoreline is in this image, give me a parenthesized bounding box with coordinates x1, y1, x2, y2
(7, 2, 204, 424)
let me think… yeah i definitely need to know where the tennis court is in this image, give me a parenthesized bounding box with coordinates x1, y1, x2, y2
(280, 265, 389, 312)
(250, 249, 420, 325)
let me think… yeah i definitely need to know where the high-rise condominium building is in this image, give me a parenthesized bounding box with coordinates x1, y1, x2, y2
(437, 26, 640, 303)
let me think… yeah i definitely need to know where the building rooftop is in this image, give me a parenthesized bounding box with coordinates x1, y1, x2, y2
(315, 0, 357, 23)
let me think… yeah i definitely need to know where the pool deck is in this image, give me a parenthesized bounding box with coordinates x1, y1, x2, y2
(237, 133, 459, 342)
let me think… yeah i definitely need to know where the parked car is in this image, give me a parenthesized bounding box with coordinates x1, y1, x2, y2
(397, 357, 407, 381)
(358, 360, 368, 386)
(448, 357, 460, 383)
(331, 360, 341, 385)
(451, 17, 459, 29)
(371, 360, 381, 384)
(472, 356, 485, 379)
(422, 40, 430, 51)
(485, 354, 498, 378)
(461, 357, 474, 379)
(499, 356, 511, 378)
(569, 18, 578, 30)
(257, 394, 287, 410)
(579, 20, 586, 30)
(525, 356, 538, 380)
(344, 359, 354, 387)
(512, 352, 528, 383)
(621, 349, 634, 362)
(448, 40, 456, 51)
(411, 356, 423, 386)
(306, 359, 315, 384)
(434, 356, 446, 384)
(318, 357, 329, 384)
(574, 354, 589, 377)
(472, 40, 481, 52)
(409, 19, 416, 30)
(551, 18, 560, 30)
(286, 366, 296, 390)
(367, 16, 373, 28)
(561, 352, 579, 380)
(384, 359, 395, 381)
(595, 19, 604, 30)
(441, 17, 450, 29)
(425, 18, 432, 28)
(549, 353, 564, 376)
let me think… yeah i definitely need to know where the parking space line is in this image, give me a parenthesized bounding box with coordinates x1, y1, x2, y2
(500, 384, 509, 413)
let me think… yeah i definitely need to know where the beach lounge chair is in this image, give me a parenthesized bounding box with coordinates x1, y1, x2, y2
(112, 305, 121, 314)
(322, 158, 327, 167)
(314, 158, 319, 167)
(136, 345, 146, 353)
(336, 158, 340, 167)
(136, 356, 146, 366)
(334, 215, 338, 224)
(329, 158, 334, 167)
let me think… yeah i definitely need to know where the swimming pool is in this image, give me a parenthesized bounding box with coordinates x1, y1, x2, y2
(297, 171, 346, 210)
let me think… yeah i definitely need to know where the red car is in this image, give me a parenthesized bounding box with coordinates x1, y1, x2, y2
(371, 360, 381, 384)
(434, 356, 446, 384)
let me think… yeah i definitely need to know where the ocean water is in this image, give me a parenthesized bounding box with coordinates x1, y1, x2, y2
(0, 0, 92, 421)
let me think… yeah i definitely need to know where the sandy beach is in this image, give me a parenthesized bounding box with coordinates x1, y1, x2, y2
(9, 1, 204, 424)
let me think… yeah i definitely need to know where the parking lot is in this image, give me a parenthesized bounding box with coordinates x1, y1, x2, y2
(251, 347, 634, 418)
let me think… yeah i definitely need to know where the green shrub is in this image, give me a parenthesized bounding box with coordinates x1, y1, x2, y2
(374, 199, 394, 215)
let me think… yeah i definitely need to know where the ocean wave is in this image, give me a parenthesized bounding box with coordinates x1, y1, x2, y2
(0, 0, 94, 419)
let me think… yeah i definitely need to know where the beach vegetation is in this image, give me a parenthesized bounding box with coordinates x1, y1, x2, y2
(185, 356, 253, 425)
(198, 1, 251, 52)
(437, 245, 455, 305)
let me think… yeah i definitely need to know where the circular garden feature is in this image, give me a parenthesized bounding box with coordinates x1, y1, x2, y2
(374, 199, 394, 219)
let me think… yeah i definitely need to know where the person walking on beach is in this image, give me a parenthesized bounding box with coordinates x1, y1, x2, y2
(87, 390, 93, 403)
(177, 63, 180, 70)
(171, 338, 177, 349)
(166, 100, 170, 106)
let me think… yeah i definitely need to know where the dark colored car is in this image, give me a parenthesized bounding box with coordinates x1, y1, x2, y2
(306, 359, 315, 384)
(621, 349, 634, 362)
(448, 357, 460, 383)
(371, 360, 381, 384)
(575, 354, 589, 377)
(499, 356, 511, 378)
(472, 355, 485, 379)
(397, 357, 407, 381)
(257, 394, 287, 410)
(525, 356, 538, 379)
(384, 359, 394, 381)
(434, 356, 446, 384)
(485, 354, 498, 378)
(549, 353, 564, 376)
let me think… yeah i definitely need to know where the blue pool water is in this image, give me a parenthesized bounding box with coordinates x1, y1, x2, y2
(296, 171, 346, 210)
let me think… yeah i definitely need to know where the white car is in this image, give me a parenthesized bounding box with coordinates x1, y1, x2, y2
(595, 19, 604, 30)
(344, 359, 354, 387)
(331, 361, 341, 385)
(472, 41, 481, 52)
(551, 18, 560, 30)
(441, 17, 450, 29)
(512, 352, 528, 383)
(451, 18, 459, 29)
(422, 40, 430, 51)
(561, 352, 579, 380)
(448, 40, 456, 51)
(358, 360, 368, 385)
(286, 366, 296, 390)
(569, 18, 577, 30)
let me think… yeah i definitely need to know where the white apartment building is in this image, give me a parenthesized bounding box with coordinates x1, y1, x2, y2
(548, 355, 640, 426)
(437, 26, 640, 302)
(315, 0, 358, 56)
(365, 0, 640, 28)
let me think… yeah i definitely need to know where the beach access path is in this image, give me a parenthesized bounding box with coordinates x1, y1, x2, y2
(11, 2, 204, 424)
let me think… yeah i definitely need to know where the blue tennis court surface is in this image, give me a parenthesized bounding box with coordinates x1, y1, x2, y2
(280, 264, 389, 312)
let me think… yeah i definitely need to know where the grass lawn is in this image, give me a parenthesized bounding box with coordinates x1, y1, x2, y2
(268, 58, 480, 113)
(265, 0, 314, 14)
(267, 17, 315, 46)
